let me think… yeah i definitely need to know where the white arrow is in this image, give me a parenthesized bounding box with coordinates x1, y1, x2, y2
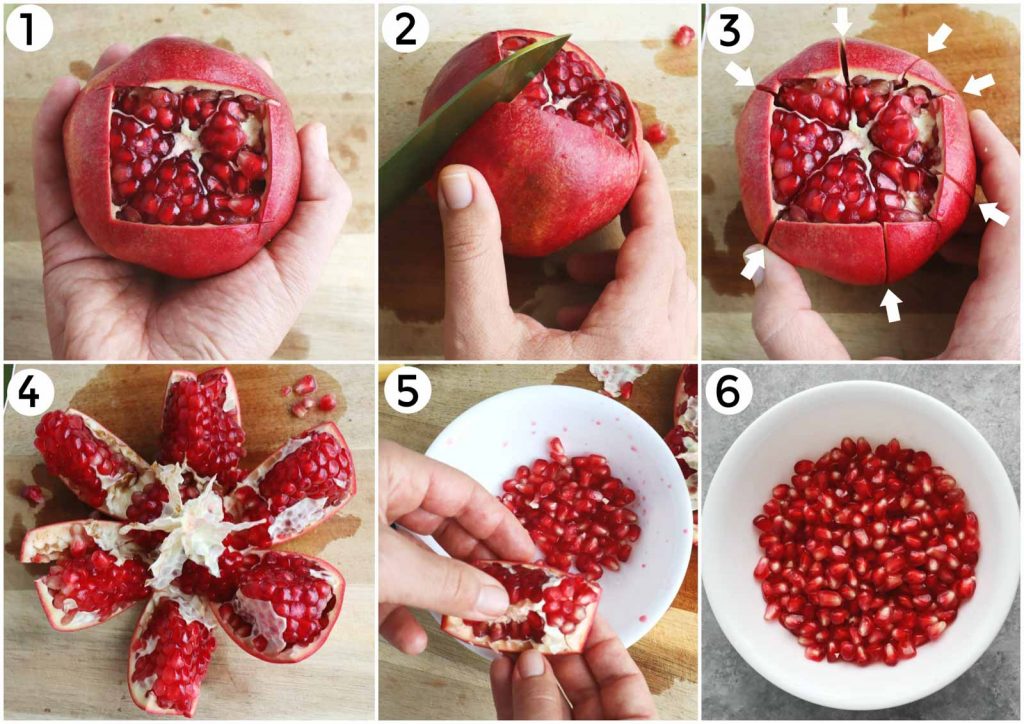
(963, 74, 995, 96)
(833, 7, 852, 36)
(741, 248, 765, 280)
(979, 202, 1010, 226)
(726, 61, 754, 87)
(880, 290, 903, 323)
(928, 23, 953, 52)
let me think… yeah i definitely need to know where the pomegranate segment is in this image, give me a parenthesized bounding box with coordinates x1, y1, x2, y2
(64, 37, 301, 278)
(128, 592, 217, 718)
(753, 437, 979, 666)
(421, 29, 643, 257)
(211, 551, 345, 663)
(736, 39, 976, 284)
(34, 408, 149, 516)
(441, 561, 601, 654)
(159, 367, 246, 492)
(500, 438, 641, 581)
(226, 422, 356, 547)
(20, 520, 151, 631)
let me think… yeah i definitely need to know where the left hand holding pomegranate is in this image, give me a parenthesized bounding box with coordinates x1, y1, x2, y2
(488, 616, 657, 719)
(437, 142, 696, 360)
(377, 440, 535, 655)
(33, 41, 352, 360)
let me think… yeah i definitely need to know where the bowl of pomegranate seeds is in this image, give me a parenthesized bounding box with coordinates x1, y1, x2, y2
(703, 381, 1019, 710)
(421, 385, 692, 655)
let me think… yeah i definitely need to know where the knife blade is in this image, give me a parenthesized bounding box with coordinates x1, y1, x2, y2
(379, 33, 571, 215)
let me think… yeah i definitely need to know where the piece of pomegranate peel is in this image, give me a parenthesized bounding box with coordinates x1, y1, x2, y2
(754, 436, 979, 666)
(736, 38, 975, 284)
(441, 561, 601, 654)
(421, 29, 643, 257)
(64, 37, 300, 278)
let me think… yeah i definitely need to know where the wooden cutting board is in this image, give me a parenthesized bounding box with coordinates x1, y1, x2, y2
(379, 364, 698, 719)
(4, 364, 375, 719)
(702, 3, 1020, 360)
(379, 5, 700, 358)
(2, 5, 376, 360)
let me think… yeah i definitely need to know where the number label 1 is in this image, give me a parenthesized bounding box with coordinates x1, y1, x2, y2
(6, 5, 54, 52)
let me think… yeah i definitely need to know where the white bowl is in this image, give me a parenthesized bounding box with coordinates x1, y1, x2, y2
(421, 384, 692, 656)
(703, 380, 1019, 710)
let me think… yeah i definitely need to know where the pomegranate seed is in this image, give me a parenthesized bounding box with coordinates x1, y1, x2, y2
(318, 393, 338, 412)
(753, 437, 978, 667)
(644, 122, 669, 144)
(673, 25, 696, 48)
(21, 485, 45, 507)
(293, 374, 318, 396)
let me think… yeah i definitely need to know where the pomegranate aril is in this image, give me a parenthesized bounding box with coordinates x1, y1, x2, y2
(753, 437, 978, 667)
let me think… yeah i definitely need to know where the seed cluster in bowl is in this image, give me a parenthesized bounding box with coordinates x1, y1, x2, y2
(753, 436, 979, 666)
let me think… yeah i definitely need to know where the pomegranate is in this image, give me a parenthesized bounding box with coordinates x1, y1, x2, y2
(420, 30, 643, 257)
(753, 437, 979, 666)
(736, 39, 975, 284)
(499, 438, 641, 581)
(441, 561, 601, 654)
(63, 37, 300, 279)
(21, 367, 355, 716)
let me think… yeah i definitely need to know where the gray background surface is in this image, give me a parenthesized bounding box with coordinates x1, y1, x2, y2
(701, 364, 1021, 720)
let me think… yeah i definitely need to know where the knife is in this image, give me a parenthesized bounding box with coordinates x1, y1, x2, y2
(379, 33, 571, 216)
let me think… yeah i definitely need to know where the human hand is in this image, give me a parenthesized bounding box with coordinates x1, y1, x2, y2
(437, 142, 696, 360)
(33, 42, 351, 360)
(489, 616, 657, 720)
(745, 109, 1019, 360)
(378, 440, 535, 654)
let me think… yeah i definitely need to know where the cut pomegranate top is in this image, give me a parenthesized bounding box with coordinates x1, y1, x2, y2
(498, 35, 633, 145)
(769, 72, 945, 225)
(110, 85, 270, 226)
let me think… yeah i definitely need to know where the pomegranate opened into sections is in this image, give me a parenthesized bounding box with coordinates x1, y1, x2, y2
(736, 39, 976, 284)
(63, 37, 300, 278)
(22, 367, 354, 717)
(753, 437, 979, 667)
(420, 30, 643, 257)
(441, 561, 601, 654)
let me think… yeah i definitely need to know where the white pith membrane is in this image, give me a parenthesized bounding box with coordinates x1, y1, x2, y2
(228, 433, 346, 542)
(766, 57, 948, 224)
(229, 563, 335, 655)
(23, 520, 147, 628)
(108, 80, 280, 226)
(588, 364, 651, 398)
(677, 395, 699, 501)
(121, 465, 262, 590)
(129, 589, 215, 713)
(444, 563, 599, 654)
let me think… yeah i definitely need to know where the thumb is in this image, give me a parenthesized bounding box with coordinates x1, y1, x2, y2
(512, 650, 570, 719)
(378, 530, 510, 619)
(437, 165, 516, 357)
(747, 244, 850, 360)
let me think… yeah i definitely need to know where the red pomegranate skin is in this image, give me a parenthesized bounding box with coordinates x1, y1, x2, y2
(736, 39, 975, 285)
(420, 30, 643, 257)
(63, 37, 301, 279)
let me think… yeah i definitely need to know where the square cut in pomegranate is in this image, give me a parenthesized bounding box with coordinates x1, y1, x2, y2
(109, 85, 270, 226)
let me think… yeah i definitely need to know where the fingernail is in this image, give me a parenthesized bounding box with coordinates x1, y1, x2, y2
(743, 244, 766, 288)
(310, 123, 329, 161)
(439, 170, 473, 210)
(517, 649, 546, 678)
(476, 585, 509, 617)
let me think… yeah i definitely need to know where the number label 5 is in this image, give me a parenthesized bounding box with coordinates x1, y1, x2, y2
(384, 366, 432, 414)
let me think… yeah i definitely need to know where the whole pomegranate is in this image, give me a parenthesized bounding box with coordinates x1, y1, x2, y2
(63, 37, 301, 278)
(420, 30, 643, 257)
(736, 39, 975, 284)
